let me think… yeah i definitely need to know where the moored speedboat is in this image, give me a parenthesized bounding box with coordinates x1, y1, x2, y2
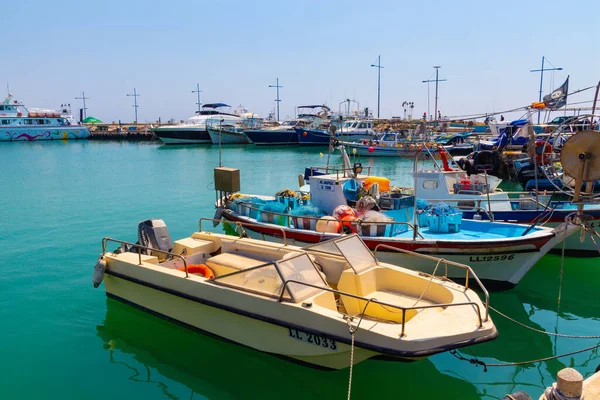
(245, 120, 300, 145)
(0, 95, 89, 141)
(93, 220, 497, 370)
(153, 103, 240, 145)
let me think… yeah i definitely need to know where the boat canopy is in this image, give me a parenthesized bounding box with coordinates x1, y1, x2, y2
(203, 103, 230, 109)
(509, 119, 528, 127)
(297, 104, 331, 111)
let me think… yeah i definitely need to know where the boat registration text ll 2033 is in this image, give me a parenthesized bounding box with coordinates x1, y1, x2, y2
(288, 328, 337, 350)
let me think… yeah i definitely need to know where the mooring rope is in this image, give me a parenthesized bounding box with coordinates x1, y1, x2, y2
(344, 299, 375, 400)
(450, 342, 600, 372)
(346, 325, 355, 400)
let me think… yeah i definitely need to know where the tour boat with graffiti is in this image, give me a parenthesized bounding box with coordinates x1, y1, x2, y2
(0, 95, 89, 141)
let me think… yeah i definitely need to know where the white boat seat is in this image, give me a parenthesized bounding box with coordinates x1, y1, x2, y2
(205, 253, 268, 277)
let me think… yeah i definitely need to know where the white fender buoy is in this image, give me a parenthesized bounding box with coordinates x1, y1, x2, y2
(92, 256, 106, 288)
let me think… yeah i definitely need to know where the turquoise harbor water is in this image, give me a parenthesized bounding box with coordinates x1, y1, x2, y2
(1, 141, 599, 399)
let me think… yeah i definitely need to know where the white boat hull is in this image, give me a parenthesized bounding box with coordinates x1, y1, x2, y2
(207, 127, 249, 144)
(104, 274, 372, 369)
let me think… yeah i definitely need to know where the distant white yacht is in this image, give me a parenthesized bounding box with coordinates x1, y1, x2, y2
(0, 95, 90, 141)
(153, 103, 242, 145)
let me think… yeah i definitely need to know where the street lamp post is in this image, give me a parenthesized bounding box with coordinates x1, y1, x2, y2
(370, 55, 384, 118)
(127, 88, 140, 124)
(530, 56, 563, 124)
(269, 78, 282, 122)
(75, 91, 89, 121)
(422, 66, 446, 123)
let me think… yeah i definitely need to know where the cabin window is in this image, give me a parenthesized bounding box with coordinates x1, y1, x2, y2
(368, 123, 373, 128)
(37, 119, 45, 125)
(0, 106, 4, 111)
(24, 119, 33, 125)
(1, 119, 10, 125)
(358, 122, 366, 129)
(422, 180, 439, 190)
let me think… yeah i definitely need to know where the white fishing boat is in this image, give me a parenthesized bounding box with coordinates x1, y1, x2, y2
(217, 157, 577, 289)
(418, 140, 600, 257)
(206, 109, 261, 145)
(0, 95, 89, 141)
(92, 219, 497, 370)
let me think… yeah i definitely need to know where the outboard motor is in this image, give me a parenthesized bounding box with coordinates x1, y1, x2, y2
(137, 219, 174, 259)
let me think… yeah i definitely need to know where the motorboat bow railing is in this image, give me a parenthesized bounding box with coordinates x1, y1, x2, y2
(276, 279, 485, 337)
(372, 243, 489, 320)
(101, 238, 190, 277)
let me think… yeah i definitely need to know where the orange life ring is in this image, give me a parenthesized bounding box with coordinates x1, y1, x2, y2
(178, 264, 214, 279)
(534, 140, 552, 164)
(338, 216, 357, 234)
(17, 112, 22, 117)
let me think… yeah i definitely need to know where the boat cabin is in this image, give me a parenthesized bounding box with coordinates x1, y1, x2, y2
(415, 169, 512, 211)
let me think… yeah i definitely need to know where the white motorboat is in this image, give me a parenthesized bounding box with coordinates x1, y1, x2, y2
(153, 103, 241, 144)
(92, 219, 497, 370)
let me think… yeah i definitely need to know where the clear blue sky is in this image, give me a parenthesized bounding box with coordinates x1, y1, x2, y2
(2, 0, 598, 123)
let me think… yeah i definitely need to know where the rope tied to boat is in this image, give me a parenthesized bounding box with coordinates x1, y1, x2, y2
(450, 341, 600, 371)
(346, 318, 356, 400)
(344, 298, 375, 400)
(489, 305, 600, 339)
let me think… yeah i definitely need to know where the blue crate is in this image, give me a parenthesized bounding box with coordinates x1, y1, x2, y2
(426, 213, 462, 233)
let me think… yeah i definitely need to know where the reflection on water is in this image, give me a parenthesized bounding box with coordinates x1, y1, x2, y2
(97, 299, 483, 399)
(432, 254, 600, 398)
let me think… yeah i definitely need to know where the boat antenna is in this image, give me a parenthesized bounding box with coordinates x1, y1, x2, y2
(219, 118, 224, 167)
(326, 124, 336, 173)
(412, 149, 420, 240)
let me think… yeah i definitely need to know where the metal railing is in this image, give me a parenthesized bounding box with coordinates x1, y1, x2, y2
(305, 165, 372, 180)
(425, 195, 554, 211)
(101, 237, 190, 277)
(277, 279, 484, 337)
(228, 203, 425, 239)
(372, 243, 489, 321)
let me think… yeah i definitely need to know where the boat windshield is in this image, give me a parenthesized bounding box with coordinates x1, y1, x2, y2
(306, 235, 376, 274)
(213, 253, 327, 303)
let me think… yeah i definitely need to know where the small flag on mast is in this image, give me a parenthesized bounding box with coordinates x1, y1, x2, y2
(543, 76, 569, 110)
